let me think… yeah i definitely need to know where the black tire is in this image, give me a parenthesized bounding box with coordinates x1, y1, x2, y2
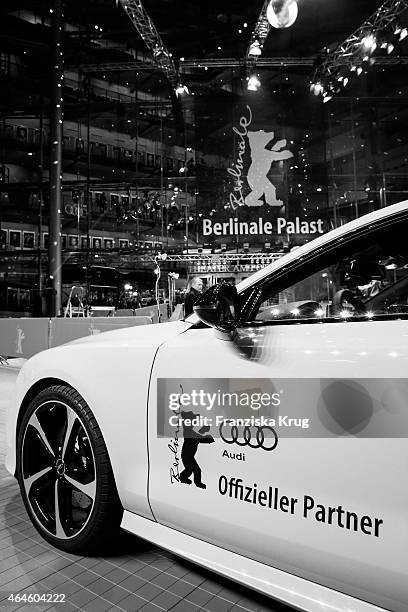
(16, 384, 123, 554)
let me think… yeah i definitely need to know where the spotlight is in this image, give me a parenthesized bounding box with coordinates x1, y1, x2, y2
(361, 33, 377, 52)
(323, 95, 332, 103)
(399, 27, 408, 41)
(310, 82, 324, 95)
(175, 83, 189, 96)
(387, 42, 395, 54)
(267, 0, 298, 29)
(247, 74, 261, 91)
(248, 40, 262, 56)
(357, 66, 363, 75)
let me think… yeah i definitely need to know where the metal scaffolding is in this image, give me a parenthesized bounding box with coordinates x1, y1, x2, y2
(138, 253, 283, 263)
(180, 57, 316, 70)
(117, 0, 179, 89)
(246, 1, 271, 58)
(136, 252, 284, 274)
(79, 60, 155, 72)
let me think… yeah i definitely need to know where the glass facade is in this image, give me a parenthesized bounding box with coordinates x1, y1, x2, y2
(0, 1, 407, 313)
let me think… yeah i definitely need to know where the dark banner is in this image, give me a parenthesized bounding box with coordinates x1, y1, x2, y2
(195, 88, 329, 250)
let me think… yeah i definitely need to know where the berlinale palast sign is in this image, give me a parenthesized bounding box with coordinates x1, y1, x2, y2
(201, 104, 324, 240)
(203, 217, 324, 236)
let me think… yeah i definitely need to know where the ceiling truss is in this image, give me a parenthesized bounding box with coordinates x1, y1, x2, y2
(247, 0, 271, 58)
(312, 0, 408, 92)
(79, 60, 155, 72)
(117, 0, 179, 88)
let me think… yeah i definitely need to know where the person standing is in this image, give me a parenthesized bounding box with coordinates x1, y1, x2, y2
(184, 277, 203, 317)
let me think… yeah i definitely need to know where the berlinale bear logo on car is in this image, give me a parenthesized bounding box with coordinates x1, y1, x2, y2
(168, 408, 214, 489)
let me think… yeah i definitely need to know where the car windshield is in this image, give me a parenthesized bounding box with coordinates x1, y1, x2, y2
(251, 217, 408, 322)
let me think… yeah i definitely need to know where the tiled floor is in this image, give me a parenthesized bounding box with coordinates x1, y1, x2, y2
(0, 364, 292, 612)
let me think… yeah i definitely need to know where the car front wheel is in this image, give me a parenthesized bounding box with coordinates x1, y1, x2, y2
(17, 384, 122, 554)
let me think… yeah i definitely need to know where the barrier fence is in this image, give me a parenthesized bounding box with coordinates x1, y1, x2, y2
(0, 315, 154, 359)
(134, 303, 168, 324)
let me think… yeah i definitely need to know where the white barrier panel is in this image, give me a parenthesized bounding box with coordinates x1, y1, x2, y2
(134, 303, 168, 324)
(49, 316, 153, 348)
(0, 318, 49, 359)
(169, 304, 184, 322)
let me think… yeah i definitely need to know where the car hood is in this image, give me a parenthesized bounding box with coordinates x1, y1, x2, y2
(65, 319, 193, 349)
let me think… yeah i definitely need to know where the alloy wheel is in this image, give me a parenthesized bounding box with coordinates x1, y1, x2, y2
(21, 400, 96, 540)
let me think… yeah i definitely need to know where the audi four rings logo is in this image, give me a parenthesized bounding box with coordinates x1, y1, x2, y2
(219, 423, 278, 451)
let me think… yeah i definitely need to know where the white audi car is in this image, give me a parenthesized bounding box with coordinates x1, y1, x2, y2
(6, 201, 408, 612)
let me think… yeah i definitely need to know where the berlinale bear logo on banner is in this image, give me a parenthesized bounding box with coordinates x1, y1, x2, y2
(227, 105, 293, 210)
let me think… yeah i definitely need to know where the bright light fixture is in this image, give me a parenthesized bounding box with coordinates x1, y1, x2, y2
(361, 33, 377, 52)
(267, 0, 298, 29)
(248, 40, 262, 56)
(175, 83, 189, 96)
(311, 82, 324, 95)
(247, 74, 261, 91)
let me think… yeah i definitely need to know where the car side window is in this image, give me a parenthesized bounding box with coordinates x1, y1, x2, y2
(253, 219, 408, 323)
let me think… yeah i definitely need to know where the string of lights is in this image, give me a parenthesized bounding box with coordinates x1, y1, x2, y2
(310, 0, 408, 102)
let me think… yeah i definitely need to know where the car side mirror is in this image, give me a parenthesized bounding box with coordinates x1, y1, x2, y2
(194, 283, 240, 332)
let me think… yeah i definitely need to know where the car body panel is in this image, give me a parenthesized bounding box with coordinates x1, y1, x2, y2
(147, 320, 408, 612)
(121, 510, 386, 612)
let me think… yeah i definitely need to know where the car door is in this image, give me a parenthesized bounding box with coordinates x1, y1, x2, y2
(148, 211, 408, 612)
